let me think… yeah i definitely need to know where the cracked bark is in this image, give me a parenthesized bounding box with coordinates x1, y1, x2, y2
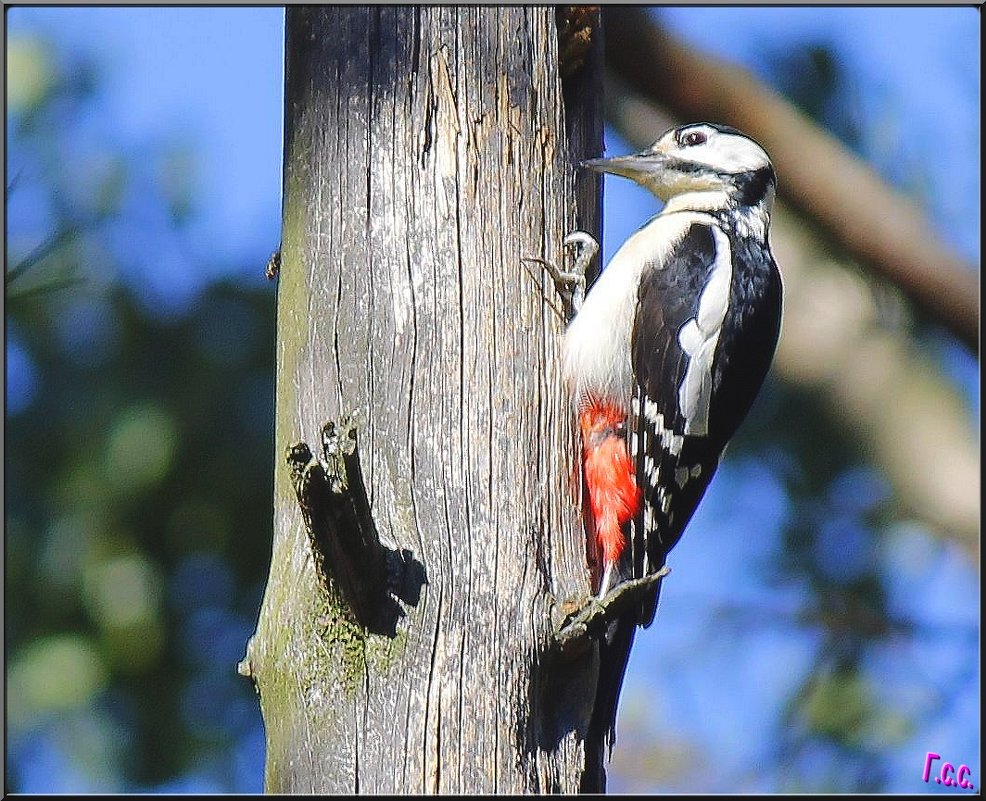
(246, 7, 618, 793)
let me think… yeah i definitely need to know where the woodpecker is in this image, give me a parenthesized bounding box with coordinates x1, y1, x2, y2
(560, 122, 783, 626)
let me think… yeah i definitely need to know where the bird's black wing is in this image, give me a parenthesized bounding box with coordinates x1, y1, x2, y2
(627, 220, 727, 623)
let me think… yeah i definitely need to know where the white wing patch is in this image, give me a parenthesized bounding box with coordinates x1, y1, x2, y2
(677, 225, 733, 436)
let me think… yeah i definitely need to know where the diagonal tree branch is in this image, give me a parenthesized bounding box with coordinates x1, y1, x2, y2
(603, 7, 979, 354)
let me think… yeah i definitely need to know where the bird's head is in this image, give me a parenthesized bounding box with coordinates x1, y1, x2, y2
(584, 123, 776, 211)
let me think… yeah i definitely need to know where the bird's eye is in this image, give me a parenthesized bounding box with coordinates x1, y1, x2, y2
(682, 131, 707, 147)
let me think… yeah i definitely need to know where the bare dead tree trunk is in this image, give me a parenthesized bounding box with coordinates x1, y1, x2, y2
(242, 7, 622, 793)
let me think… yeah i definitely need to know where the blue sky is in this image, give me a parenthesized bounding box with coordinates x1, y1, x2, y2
(10, 6, 979, 275)
(8, 7, 285, 305)
(6, 6, 980, 794)
(660, 6, 980, 261)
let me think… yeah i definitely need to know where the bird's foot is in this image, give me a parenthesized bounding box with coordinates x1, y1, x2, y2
(523, 230, 599, 321)
(552, 566, 670, 654)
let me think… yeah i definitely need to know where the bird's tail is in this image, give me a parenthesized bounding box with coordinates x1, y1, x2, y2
(582, 612, 637, 791)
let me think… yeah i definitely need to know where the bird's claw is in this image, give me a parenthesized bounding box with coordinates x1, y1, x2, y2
(524, 230, 599, 321)
(552, 567, 670, 653)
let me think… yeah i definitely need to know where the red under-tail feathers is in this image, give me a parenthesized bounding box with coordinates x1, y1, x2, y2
(579, 403, 642, 571)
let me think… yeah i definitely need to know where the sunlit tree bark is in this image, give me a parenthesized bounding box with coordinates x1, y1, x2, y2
(244, 6, 625, 792)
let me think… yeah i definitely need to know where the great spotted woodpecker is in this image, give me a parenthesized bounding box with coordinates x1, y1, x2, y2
(557, 122, 783, 626)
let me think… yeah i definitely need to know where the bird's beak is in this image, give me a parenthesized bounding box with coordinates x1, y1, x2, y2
(582, 150, 668, 181)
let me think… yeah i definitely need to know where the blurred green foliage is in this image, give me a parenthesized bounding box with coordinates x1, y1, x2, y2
(6, 32, 273, 791)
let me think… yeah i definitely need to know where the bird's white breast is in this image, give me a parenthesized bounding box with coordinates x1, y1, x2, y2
(563, 213, 697, 409)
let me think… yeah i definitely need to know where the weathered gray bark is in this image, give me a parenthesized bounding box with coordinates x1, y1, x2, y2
(245, 7, 614, 793)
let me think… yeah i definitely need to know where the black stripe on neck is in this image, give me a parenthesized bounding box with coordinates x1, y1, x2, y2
(732, 167, 775, 206)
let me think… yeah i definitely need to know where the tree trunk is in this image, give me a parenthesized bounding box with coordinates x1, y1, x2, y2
(244, 6, 613, 793)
